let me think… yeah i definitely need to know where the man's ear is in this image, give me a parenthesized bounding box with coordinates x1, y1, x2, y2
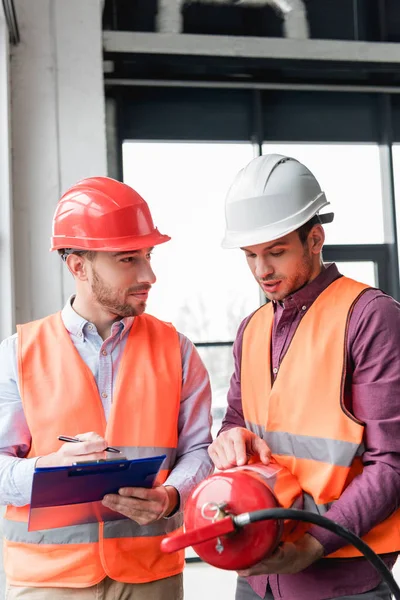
(309, 224, 325, 255)
(65, 254, 89, 281)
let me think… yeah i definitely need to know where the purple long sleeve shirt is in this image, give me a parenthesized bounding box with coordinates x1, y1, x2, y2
(220, 264, 400, 599)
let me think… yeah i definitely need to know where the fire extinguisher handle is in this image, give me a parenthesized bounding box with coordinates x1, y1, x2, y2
(161, 516, 236, 553)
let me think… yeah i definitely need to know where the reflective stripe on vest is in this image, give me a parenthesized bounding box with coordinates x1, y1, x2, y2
(241, 276, 400, 558)
(4, 312, 184, 587)
(246, 422, 365, 467)
(4, 512, 184, 544)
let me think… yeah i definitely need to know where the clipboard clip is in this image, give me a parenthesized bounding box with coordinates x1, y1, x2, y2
(72, 457, 127, 466)
(69, 458, 129, 477)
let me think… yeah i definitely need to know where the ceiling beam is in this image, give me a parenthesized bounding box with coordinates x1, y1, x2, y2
(103, 31, 400, 65)
(103, 77, 400, 94)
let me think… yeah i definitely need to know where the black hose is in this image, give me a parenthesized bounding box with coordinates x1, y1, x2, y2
(236, 508, 400, 600)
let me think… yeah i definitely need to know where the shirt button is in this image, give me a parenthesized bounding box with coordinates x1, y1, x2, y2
(302, 305, 307, 311)
(88, 324, 94, 330)
(101, 392, 108, 399)
(273, 367, 278, 374)
(102, 350, 107, 356)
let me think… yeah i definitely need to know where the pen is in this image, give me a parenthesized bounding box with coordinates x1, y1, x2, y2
(58, 435, 121, 454)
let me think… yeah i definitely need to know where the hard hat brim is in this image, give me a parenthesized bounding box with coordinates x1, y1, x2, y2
(222, 209, 334, 249)
(319, 212, 334, 224)
(50, 230, 171, 252)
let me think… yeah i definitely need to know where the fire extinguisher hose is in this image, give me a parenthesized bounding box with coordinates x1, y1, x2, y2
(233, 508, 400, 599)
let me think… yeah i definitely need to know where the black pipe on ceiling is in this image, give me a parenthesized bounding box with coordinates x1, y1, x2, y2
(2, 0, 20, 45)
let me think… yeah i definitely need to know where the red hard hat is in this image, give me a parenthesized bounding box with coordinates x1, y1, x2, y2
(50, 176, 170, 251)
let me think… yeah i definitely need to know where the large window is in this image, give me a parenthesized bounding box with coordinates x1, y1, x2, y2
(123, 142, 261, 435)
(123, 141, 387, 436)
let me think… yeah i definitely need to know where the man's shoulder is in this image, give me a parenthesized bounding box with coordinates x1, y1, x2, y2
(0, 317, 59, 355)
(18, 313, 61, 329)
(16, 313, 63, 342)
(351, 286, 399, 316)
(347, 286, 400, 348)
(138, 314, 185, 353)
(233, 307, 265, 346)
(0, 331, 18, 350)
(240, 304, 272, 330)
(0, 332, 18, 376)
(140, 312, 177, 332)
(321, 278, 397, 322)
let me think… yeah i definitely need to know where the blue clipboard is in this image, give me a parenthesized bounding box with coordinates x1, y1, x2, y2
(28, 455, 166, 531)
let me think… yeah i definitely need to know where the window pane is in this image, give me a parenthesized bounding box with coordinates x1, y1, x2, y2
(262, 143, 384, 245)
(196, 345, 233, 437)
(391, 144, 400, 270)
(123, 142, 259, 342)
(335, 261, 377, 287)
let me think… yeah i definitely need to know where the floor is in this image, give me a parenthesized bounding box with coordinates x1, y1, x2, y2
(184, 562, 237, 599)
(184, 560, 400, 599)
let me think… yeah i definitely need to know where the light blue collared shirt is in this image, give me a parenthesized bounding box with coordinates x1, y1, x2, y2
(0, 298, 213, 508)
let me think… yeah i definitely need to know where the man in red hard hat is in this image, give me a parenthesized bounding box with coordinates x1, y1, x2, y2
(0, 177, 213, 599)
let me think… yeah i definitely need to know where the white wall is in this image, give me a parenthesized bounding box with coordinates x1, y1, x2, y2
(11, 0, 107, 326)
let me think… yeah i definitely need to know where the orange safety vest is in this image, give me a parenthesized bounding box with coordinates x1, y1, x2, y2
(241, 276, 400, 558)
(3, 312, 185, 587)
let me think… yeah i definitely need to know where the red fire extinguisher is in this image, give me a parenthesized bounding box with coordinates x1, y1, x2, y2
(161, 462, 400, 599)
(161, 461, 303, 570)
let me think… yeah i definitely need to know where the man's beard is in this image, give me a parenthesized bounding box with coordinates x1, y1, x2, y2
(259, 247, 314, 301)
(91, 268, 146, 318)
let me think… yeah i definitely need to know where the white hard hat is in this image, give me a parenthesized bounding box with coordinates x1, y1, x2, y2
(222, 154, 334, 249)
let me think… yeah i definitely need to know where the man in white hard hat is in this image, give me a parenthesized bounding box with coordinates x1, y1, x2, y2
(208, 155, 400, 600)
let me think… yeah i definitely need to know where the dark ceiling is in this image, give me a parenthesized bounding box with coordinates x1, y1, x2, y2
(103, 0, 399, 41)
(103, 0, 400, 88)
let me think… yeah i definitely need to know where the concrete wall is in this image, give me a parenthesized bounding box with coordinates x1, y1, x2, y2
(0, 6, 11, 595)
(0, 1, 106, 595)
(11, 0, 107, 326)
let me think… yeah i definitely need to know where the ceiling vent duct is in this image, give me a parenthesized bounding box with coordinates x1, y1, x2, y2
(156, 0, 309, 39)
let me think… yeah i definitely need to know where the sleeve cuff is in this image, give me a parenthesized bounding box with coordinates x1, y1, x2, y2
(162, 485, 181, 519)
(307, 510, 354, 556)
(10, 457, 38, 506)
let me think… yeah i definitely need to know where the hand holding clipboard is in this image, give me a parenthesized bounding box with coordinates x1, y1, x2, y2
(29, 431, 167, 531)
(29, 453, 166, 531)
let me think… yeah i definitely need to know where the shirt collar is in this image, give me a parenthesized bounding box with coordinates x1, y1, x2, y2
(274, 263, 342, 312)
(61, 296, 135, 340)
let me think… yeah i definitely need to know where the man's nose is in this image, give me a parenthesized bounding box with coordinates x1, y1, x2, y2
(137, 260, 156, 285)
(255, 258, 274, 280)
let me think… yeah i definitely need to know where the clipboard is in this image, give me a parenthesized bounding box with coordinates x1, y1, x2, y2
(28, 454, 166, 531)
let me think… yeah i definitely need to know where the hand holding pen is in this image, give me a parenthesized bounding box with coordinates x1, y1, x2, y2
(58, 436, 120, 454)
(36, 431, 120, 469)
